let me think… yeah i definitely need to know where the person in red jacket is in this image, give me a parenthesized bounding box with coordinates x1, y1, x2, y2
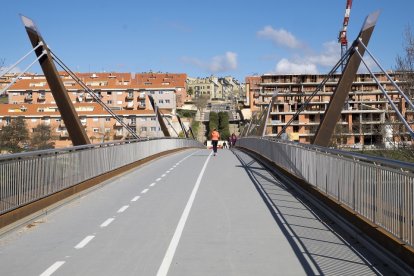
(211, 128, 220, 156)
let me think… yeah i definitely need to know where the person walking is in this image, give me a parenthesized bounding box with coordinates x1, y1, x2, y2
(211, 128, 220, 156)
(230, 133, 237, 147)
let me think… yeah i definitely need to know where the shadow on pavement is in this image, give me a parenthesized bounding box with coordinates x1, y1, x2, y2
(232, 149, 391, 276)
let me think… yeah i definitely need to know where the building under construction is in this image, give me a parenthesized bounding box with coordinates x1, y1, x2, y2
(246, 72, 414, 148)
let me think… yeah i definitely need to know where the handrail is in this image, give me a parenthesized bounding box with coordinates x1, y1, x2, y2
(237, 137, 414, 248)
(262, 137, 414, 172)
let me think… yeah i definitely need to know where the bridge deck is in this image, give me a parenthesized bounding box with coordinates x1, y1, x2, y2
(0, 149, 392, 275)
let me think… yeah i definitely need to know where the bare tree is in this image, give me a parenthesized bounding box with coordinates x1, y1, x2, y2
(395, 25, 414, 98)
(194, 95, 209, 113)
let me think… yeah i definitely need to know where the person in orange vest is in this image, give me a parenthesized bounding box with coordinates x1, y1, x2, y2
(211, 128, 220, 156)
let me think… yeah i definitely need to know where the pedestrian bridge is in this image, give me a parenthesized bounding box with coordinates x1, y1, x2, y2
(0, 138, 413, 275)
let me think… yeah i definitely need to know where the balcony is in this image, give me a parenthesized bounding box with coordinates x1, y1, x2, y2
(114, 131, 123, 138)
(126, 94, 134, 100)
(114, 121, 123, 127)
(85, 94, 93, 101)
(138, 103, 146, 109)
(37, 95, 46, 101)
(125, 102, 134, 109)
(25, 94, 33, 102)
(138, 93, 146, 100)
(60, 131, 69, 138)
(129, 121, 136, 127)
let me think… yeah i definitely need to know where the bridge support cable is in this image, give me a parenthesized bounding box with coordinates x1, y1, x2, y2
(355, 49, 414, 138)
(188, 126, 195, 139)
(176, 115, 188, 138)
(49, 50, 140, 140)
(275, 46, 354, 139)
(0, 51, 47, 95)
(358, 38, 414, 111)
(0, 42, 43, 79)
(162, 112, 179, 137)
(148, 95, 171, 137)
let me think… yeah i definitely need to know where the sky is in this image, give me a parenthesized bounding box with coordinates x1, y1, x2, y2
(1, 0, 413, 82)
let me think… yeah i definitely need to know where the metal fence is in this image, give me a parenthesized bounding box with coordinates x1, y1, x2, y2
(237, 137, 414, 248)
(0, 138, 204, 215)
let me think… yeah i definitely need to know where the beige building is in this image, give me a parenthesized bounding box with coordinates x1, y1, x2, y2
(246, 72, 414, 148)
(0, 103, 172, 148)
(187, 76, 244, 101)
(1, 72, 187, 148)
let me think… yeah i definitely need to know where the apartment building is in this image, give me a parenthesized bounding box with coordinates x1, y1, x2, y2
(246, 72, 414, 147)
(0, 103, 173, 148)
(7, 72, 186, 110)
(187, 76, 244, 101)
(1, 72, 187, 148)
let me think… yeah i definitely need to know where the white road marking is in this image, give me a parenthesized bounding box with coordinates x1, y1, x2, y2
(131, 196, 140, 202)
(166, 170, 171, 173)
(155, 178, 162, 182)
(141, 188, 149, 194)
(157, 152, 212, 276)
(161, 174, 166, 177)
(100, 218, 115, 228)
(75, 235, 95, 249)
(117, 205, 129, 213)
(150, 183, 156, 187)
(40, 261, 65, 276)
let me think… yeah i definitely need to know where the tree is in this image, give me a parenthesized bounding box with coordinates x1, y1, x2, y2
(31, 124, 55, 150)
(0, 117, 29, 153)
(395, 25, 414, 152)
(187, 87, 194, 98)
(395, 25, 414, 99)
(194, 95, 209, 113)
(218, 112, 230, 140)
(208, 112, 219, 137)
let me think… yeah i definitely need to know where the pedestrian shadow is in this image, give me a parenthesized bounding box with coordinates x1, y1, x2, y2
(232, 149, 386, 276)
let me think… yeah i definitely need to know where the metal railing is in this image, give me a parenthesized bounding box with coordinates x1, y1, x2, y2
(0, 138, 204, 215)
(237, 137, 414, 248)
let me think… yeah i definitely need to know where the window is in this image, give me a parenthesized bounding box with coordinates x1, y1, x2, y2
(93, 118, 99, 122)
(105, 118, 111, 122)
(107, 91, 112, 95)
(150, 127, 157, 131)
(165, 99, 170, 104)
(107, 100, 112, 104)
(159, 99, 164, 104)
(141, 127, 147, 131)
(151, 117, 156, 121)
(93, 128, 99, 133)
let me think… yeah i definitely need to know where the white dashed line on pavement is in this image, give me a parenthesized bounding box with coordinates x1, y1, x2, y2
(141, 188, 149, 194)
(131, 196, 140, 202)
(75, 235, 95, 249)
(40, 261, 65, 276)
(100, 218, 115, 228)
(117, 205, 129, 213)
